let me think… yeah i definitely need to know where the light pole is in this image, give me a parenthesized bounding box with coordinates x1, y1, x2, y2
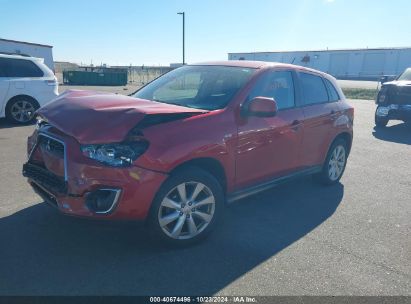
(177, 12, 185, 65)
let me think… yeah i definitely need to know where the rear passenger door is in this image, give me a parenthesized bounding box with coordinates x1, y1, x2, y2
(297, 72, 340, 168)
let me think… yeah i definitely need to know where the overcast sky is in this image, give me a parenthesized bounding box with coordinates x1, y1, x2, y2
(1, 0, 410, 65)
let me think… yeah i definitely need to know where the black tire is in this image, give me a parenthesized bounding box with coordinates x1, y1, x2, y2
(5, 96, 39, 125)
(315, 138, 348, 185)
(375, 109, 388, 128)
(147, 166, 224, 246)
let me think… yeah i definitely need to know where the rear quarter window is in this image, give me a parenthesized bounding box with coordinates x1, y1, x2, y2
(324, 78, 340, 101)
(300, 72, 329, 105)
(5, 58, 44, 77)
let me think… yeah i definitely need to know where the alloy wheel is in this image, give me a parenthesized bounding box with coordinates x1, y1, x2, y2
(157, 181, 215, 240)
(328, 145, 346, 181)
(10, 100, 35, 123)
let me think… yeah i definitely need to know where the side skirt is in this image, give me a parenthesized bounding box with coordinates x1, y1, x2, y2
(227, 166, 322, 203)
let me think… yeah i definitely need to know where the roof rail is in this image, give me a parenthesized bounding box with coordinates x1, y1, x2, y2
(0, 52, 32, 57)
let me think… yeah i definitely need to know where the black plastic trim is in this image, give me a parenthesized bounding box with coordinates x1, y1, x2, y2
(227, 166, 322, 203)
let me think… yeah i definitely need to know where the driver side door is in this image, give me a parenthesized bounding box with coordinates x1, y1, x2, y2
(235, 69, 305, 190)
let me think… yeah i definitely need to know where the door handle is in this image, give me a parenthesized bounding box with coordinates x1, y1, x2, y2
(330, 110, 338, 120)
(291, 120, 301, 131)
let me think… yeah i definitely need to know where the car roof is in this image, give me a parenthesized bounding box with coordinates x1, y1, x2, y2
(192, 60, 271, 68)
(191, 60, 329, 75)
(0, 53, 42, 61)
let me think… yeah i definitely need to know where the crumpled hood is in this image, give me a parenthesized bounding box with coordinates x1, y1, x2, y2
(37, 90, 206, 144)
(381, 80, 411, 105)
(383, 80, 411, 87)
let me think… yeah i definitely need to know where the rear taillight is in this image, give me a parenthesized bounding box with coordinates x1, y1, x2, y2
(45, 80, 56, 86)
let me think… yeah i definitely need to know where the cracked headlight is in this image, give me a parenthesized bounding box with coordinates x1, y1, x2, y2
(376, 106, 389, 116)
(81, 141, 149, 167)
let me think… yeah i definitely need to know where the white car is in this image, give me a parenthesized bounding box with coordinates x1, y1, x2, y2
(0, 53, 59, 124)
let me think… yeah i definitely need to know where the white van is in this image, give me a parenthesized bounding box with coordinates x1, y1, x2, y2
(0, 53, 58, 124)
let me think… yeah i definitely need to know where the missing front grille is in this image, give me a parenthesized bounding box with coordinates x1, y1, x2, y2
(23, 163, 67, 194)
(38, 135, 65, 158)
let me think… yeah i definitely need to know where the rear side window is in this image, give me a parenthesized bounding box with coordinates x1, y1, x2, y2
(0, 58, 9, 77)
(300, 72, 328, 105)
(324, 78, 340, 101)
(0, 58, 44, 77)
(248, 71, 295, 110)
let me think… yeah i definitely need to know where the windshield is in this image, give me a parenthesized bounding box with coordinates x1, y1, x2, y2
(397, 68, 411, 81)
(133, 65, 256, 110)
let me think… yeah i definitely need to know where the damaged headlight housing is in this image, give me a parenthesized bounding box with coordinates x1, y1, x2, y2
(81, 141, 149, 167)
(35, 116, 48, 130)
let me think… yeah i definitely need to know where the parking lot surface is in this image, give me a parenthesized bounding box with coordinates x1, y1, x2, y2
(0, 99, 410, 296)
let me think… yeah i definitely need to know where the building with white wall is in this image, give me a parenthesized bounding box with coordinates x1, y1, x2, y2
(0, 38, 54, 71)
(228, 47, 411, 80)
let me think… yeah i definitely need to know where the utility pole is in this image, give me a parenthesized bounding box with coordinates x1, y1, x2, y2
(177, 12, 185, 65)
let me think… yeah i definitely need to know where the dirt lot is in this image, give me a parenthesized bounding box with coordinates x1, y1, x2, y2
(0, 97, 410, 296)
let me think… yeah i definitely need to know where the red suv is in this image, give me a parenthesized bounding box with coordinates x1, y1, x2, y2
(23, 61, 353, 245)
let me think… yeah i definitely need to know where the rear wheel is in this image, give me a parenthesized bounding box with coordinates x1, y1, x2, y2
(148, 167, 224, 246)
(315, 138, 348, 185)
(6, 96, 39, 124)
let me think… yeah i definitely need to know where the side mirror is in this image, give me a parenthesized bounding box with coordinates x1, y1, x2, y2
(380, 75, 389, 84)
(246, 96, 278, 117)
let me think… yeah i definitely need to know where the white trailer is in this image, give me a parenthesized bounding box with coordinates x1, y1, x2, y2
(0, 38, 54, 72)
(228, 47, 411, 80)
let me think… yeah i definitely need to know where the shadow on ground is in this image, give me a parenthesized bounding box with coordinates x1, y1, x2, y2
(372, 123, 411, 145)
(0, 178, 343, 295)
(0, 118, 35, 129)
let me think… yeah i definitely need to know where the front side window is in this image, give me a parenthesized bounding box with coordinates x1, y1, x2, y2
(134, 65, 256, 110)
(6, 58, 44, 77)
(248, 70, 295, 110)
(300, 72, 329, 105)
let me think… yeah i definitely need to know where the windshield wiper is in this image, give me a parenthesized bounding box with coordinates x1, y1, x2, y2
(152, 99, 191, 108)
(145, 98, 209, 111)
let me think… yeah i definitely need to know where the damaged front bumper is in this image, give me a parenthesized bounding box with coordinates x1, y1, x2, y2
(23, 127, 167, 220)
(376, 104, 411, 121)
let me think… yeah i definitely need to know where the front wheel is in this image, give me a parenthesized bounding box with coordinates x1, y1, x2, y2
(148, 167, 224, 246)
(375, 108, 388, 128)
(315, 139, 348, 185)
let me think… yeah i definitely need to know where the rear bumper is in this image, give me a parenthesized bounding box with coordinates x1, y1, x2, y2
(24, 129, 168, 220)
